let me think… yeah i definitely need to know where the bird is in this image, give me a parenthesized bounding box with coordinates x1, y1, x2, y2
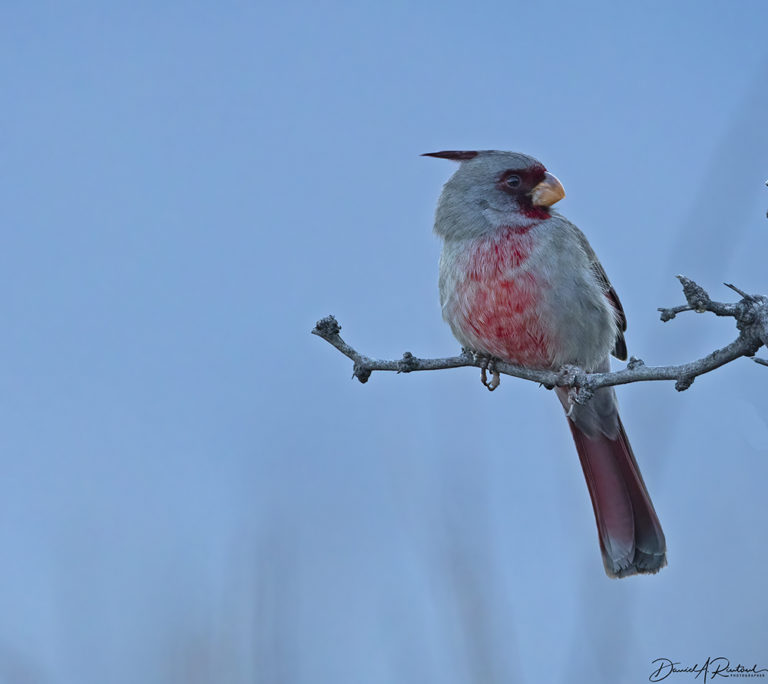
(424, 149, 666, 578)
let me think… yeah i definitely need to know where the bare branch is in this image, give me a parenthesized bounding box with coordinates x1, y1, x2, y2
(313, 277, 767, 397)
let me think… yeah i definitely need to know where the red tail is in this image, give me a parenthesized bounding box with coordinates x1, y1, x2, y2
(568, 417, 666, 577)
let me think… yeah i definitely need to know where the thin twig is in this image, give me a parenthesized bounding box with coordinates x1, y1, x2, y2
(313, 277, 767, 397)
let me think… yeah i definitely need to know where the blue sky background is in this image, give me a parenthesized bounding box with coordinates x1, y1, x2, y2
(1, 1, 767, 682)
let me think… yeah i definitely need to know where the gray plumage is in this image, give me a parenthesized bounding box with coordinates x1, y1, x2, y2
(428, 150, 666, 577)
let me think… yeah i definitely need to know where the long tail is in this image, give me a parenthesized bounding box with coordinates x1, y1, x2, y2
(567, 415, 666, 577)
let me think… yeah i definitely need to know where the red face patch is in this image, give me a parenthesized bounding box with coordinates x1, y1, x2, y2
(497, 164, 550, 219)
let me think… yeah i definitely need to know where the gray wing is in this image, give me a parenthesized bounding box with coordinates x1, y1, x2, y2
(573, 228, 627, 361)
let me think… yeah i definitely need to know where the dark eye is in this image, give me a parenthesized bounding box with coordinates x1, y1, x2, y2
(505, 174, 522, 188)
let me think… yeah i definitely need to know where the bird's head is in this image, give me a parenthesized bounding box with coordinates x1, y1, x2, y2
(423, 150, 565, 239)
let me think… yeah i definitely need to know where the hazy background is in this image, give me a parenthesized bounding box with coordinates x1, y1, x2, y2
(1, 1, 767, 682)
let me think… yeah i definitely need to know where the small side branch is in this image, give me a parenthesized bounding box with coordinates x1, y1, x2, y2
(313, 277, 767, 397)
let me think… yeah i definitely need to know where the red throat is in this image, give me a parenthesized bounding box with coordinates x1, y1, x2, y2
(520, 205, 551, 220)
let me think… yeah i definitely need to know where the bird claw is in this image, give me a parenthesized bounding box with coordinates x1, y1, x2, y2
(556, 364, 592, 412)
(480, 366, 501, 391)
(473, 353, 501, 392)
(556, 364, 581, 387)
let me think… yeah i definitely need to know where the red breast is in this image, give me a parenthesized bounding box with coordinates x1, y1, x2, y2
(450, 227, 554, 368)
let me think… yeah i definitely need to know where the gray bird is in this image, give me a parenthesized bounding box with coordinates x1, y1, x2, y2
(425, 149, 666, 578)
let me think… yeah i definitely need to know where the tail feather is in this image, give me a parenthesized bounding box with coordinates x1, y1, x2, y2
(567, 417, 666, 578)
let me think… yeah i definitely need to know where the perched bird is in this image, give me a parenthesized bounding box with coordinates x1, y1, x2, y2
(425, 150, 666, 578)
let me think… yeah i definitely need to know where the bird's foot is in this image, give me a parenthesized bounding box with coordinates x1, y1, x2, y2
(481, 366, 500, 391)
(473, 353, 501, 392)
(554, 364, 593, 415)
(555, 364, 582, 387)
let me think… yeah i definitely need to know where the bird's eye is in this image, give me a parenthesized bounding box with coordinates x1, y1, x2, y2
(505, 174, 522, 188)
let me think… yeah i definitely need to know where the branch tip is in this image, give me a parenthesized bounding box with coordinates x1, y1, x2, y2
(313, 315, 341, 338)
(676, 276, 711, 311)
(658, 308, 676, 322)
(724, 282, 751, 300)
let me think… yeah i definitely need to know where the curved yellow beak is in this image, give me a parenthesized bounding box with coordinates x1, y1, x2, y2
(530, 172, 565, 207)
